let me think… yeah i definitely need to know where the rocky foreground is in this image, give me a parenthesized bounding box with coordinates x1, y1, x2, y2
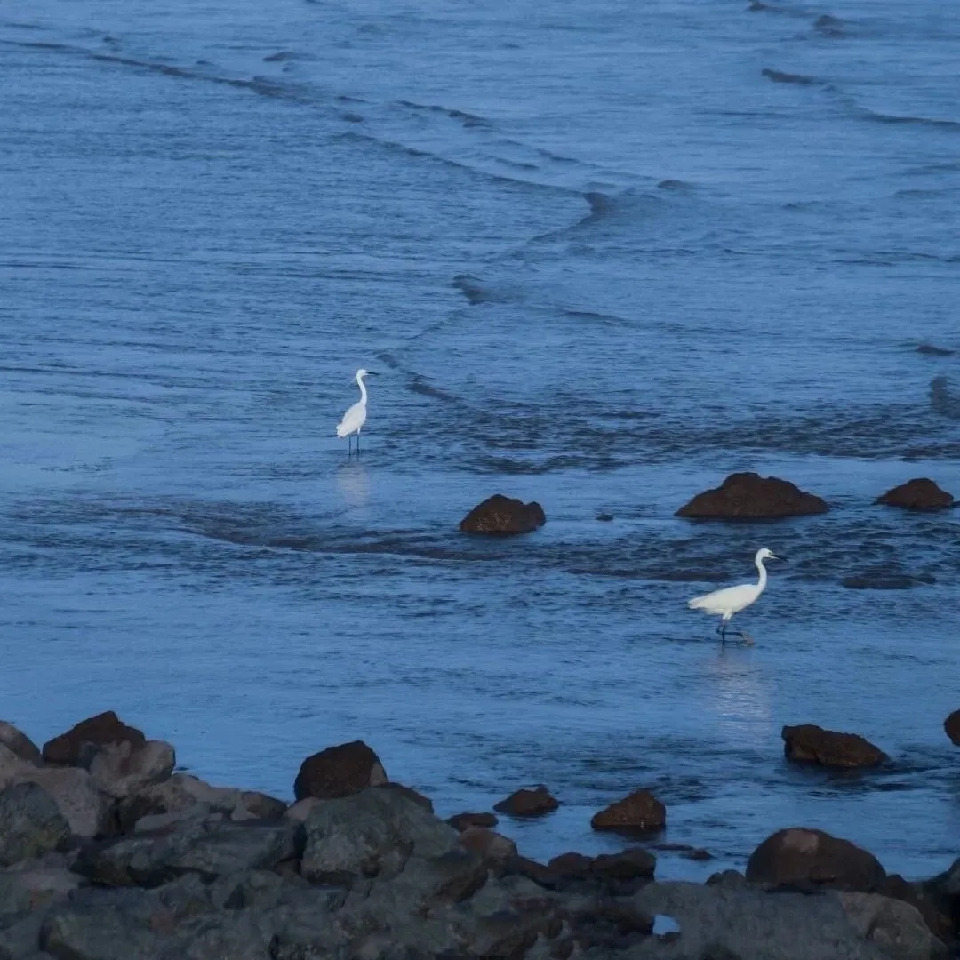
(0, 713, 957, 960)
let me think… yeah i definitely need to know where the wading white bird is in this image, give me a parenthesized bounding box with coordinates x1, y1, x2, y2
(688, 547, 785, 641)
(336, 368, 377, 454)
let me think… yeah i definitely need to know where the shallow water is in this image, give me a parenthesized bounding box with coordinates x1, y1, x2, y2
(2, 0, 960, 881)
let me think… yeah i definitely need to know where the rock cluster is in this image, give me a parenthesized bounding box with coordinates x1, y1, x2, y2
(0, 714, 953, 960)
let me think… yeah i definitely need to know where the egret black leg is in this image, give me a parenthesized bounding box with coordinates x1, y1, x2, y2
(356, 432, 361, 454)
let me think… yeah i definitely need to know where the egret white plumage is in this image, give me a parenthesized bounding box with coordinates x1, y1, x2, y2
(336, 368, 376, 454)
(688, 547, 785, 641)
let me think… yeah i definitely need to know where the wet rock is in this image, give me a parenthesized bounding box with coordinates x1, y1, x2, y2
(459, 826, 517, 863)
(493, 785, 558, 818)
(447, 811, 498, 831)
(944, 709, 960, 746)
(293, 740, 387, 801)
(75, 817, 298, 887)
(88, 739, 176, 799)
(676, 471, 828, 519)
(590, 847, 657, 881)
(300, 785, 459, 885)
(782, 723, 887, 769)
(746, 827, 886, 891)
(876, 478, 955, 511)
(917, 344, 955, 357)
(548, 851, 594, 879)
(459, 493, 546, 535)
(591, 789, 666, 834)
(0, 721, 41, 764)
(0, 782, 70, 866)
(567, 899, 654, 950)
(42, 711, 146, 766)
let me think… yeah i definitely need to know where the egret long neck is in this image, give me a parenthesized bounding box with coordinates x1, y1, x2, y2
(755, 555, 768, 594)
(356, 374, 368, 404)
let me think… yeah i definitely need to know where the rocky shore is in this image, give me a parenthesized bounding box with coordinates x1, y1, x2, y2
(0, 713, 955, 959)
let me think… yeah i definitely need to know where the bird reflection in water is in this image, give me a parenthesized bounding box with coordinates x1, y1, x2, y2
(706, 652, 772, 739)
(336, 459, 370, 508)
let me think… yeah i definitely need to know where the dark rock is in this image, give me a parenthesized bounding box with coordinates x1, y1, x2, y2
(591, 847, 657, 881)
(493, 785, 558, 818)
(746, 827, 886, 891)
(591, 789, 666, 834)
(74, 818, 298, 887)
(547, 851, 593, 879)
(293, 740, 387, 801)
(684, 848, 714, 861)
(0, 783, 70, 866)
(300, 786, 459, 885)
(568, 899, 654, 950)
(676, 472, 828, 519)
(447, 811, 498, 831)
(0, 722, 42, 764)
(944, 710, 960, 746)
(43, 712, 146, 766)
(782, 723, 887, 769)
(917, 344, 955, 357)
(459, 494, 546, 535)
(876, 478, 954, 511)
(459, 826, 517, 863)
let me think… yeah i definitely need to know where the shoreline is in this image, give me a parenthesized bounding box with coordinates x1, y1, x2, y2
(0, 712, 956, 959)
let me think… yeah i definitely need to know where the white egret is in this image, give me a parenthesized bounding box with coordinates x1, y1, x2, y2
(336, 368, 377, 454)
(688, 547, 785, 641)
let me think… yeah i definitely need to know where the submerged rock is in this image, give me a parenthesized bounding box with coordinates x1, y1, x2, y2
(459, 493, 546, 534)
(591, 789, 666, 834)
(447, 811, 498, 831)
(746, 827, 886, 891)
(43, 711, 146, 765)
(493, 785, 558, 818)
(782, 723, 887, 769)
(293, 740, 387, 801)
(876, 478, 955, 511)
(677, 472, 829, 519)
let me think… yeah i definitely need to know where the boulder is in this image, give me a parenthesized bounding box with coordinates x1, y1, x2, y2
(676, 472, 828, 519)
(591, 789, 666, 834)
(746, 827, 886, 891)
(0, 783, 70, 865)
(0, 722, 41, 763)
(545, 847, 656, 884)
(88, 740, 176, 799)
(117, 773, 285, 831)
(375, 781, 433, 812)
(293, 740, 387, 801)
(634, 880, 946, 960)
(944, 710, 960, 746)
(782, 724, 887, 769)
(447, 811, 498, 831)
(493, 786, 558, 818)
(300, 786, 460, 885)
(42, 711, 146, 765)
(17, 767, 112, 838)
(877, 478, 954, 511)
(459, 494, 546, 535)
(458, 826, 517, 863)
(74, 817, 298, 887)
(0, 743, 36, 785)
